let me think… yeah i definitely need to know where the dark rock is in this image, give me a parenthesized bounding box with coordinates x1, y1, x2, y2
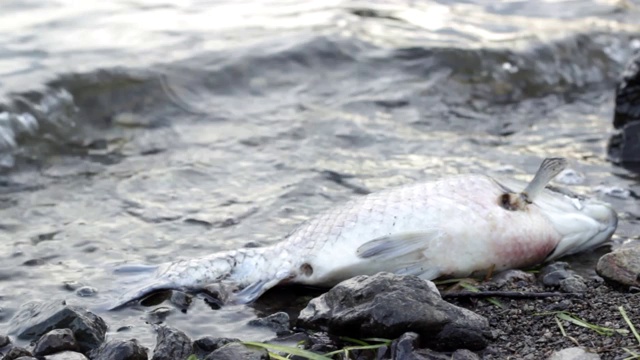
(89, 339, 148, 360)
(0, 334, 9, 348)
(298, 273, 489, 351)
(8, 300, 107, 353)
(2, 347, 32, 360)
(390, 332, 423, 360)
(614, 53, 640, 129)
(597, 247, 640, 288)
(150, 325, 191, 360)
(248, 312, 291, 335)
(44, 351, 88, 360)
(33, 328, 79, 356)
(609, 52, 640, 164)
(192, 336, 239, 359)
(307, 332, 337, 353)
(539, 262, 586, 292)
(204, 342, 268, 360)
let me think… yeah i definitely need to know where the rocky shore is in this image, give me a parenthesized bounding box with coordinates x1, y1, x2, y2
(1, 256, 639, 360)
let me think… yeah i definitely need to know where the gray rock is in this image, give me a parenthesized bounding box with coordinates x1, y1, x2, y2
(248, 312, 291, 335)
(452, 349, 480, 360)
(151, 325, 191, 360)
(44, 351, 89, 360)
(0, 334, 9, 348)
(298, 273, 489, 351)
(33, 328, 79, 356)
(390, 332, 423, 360)
(8, 300, 107, 353)
(204, 342, 268, 360)
(192, 336, 239, 359)
(539, 262, 586, 293)
(547, 347, 601, 360)
(597, 247, 640, 288)
(2, 347, 32, 360)
(89, 339, 148, 360)
(13, 357, 37, 360)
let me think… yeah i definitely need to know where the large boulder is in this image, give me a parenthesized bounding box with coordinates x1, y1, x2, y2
(8, 301, 107, 353)
(297, 272, 490, 351)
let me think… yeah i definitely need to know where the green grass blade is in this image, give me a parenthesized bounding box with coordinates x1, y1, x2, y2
(324, 343, 389, 357)
(620, 306, 640, 345)
(361, 338, 392, 345)
(243, 341, 331, 360)
(339, 336, 370, 346)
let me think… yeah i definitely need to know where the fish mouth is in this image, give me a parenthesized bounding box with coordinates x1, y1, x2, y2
(540, 191, 618, 261)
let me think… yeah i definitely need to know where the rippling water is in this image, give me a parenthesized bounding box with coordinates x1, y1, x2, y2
(1, 0, 640, 350)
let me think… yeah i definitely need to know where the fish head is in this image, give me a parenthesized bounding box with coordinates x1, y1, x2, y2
(497, 178, 618, 261)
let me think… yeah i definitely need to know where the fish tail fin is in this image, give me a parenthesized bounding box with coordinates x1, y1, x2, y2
(106, 263, 177, 310)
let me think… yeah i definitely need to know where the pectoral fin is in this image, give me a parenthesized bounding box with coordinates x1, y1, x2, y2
(357, 230, 441, 261)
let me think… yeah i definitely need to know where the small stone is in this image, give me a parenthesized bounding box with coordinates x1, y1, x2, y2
(452, 349, 480, 360)
(559, 277, 587, 293)
(390, 332, 420, 360)
(33, 328, 79, 356)
(89, 339, 148, 360)
(2, 347, 32, 360)
(169, 292, 192, 310)
(547, 347, 601, 360)
(75, 286, 98, 297)
(44, 351, 89, 360)
(204, 342, 268, 360)
(150, 325, 191, 360)
(248, 312, 291, 335)
(597, 247, 640, 288)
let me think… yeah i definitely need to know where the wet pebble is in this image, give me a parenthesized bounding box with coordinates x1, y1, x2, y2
(539, 262, 586, 293)
(191, 336, 239, 359)
(43, 351, 88, 360)
(1, 347, 32, 360)
(75, 286, 98, 297)
(0, 334, 9, 348)
(33, 328, 78, 356)
(150, 325, 191, 360)
(596, 246, 640, 288)
(204, 342, 268, 360)
(248, 311, 291, 335)
(89, 339, 148, 360)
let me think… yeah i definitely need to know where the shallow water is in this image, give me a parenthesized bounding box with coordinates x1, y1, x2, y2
(1, 0, 640, 351)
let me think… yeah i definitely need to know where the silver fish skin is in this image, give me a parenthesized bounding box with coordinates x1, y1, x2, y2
(109, 167, 617, 309)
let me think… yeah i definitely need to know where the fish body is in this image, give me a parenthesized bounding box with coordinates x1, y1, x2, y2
(110, 159, 617, 309)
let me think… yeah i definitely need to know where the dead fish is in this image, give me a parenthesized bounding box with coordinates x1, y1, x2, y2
(109, 158, 617, 309)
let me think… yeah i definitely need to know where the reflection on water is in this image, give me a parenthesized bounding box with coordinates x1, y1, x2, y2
(0, 0, 640, 349)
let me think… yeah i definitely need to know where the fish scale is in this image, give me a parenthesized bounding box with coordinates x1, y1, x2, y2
(109, 159, 617, 310)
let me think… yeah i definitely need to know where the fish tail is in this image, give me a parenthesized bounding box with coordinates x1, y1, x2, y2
(107, 247, 284, 310)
